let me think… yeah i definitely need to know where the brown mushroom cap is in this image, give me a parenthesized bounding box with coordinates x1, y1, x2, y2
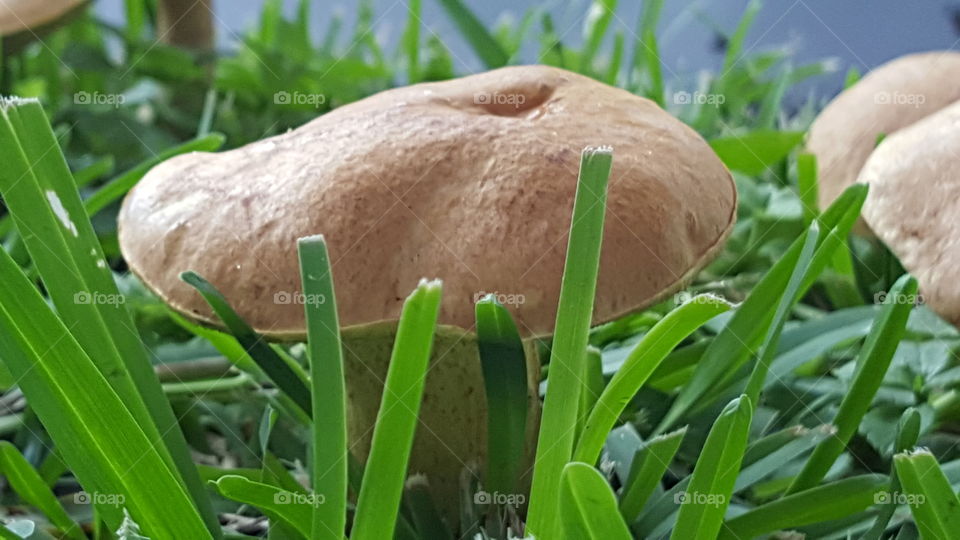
(859, 100, 960, 326)
(807, 51, 960, 212)
(119, 65, 736, 340)
(0, 0, 87, 49)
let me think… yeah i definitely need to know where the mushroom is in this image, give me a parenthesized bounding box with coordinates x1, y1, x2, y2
(157, 0, 214, 51)
(807, 51, 960, 214)
(117, 65, 736, 515)
(859, 100, 960, 325)
(0, 0, 87, 53)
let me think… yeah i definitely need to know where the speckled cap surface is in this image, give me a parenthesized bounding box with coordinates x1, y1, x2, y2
(119, 65, 736, 339)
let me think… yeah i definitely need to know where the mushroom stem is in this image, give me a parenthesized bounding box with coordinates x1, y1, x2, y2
(342, 322, 541, 523)
(156, 0, 214, 51)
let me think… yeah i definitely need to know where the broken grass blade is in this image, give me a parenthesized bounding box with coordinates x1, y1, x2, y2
(526, 146, 613, 539)
(352, 279, 442, 540)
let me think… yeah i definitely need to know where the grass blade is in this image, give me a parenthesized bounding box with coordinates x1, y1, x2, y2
(351, 279, 443, 540)
(298, 236, 347, 540)
(618, 427, 686, 523)
(434, 0, 508, 68)
(0, 442, 84, 540)
(864, 408, 922, 540)
(670, 395, 753, 540)
(212, 475, 313, 538)
(893, 449, 960, 538)
(181, 271, 312, 416)
(579, 0, 617, 74)
(717, 475, 888, 539)
(526, 146, 613, 538)
(475, 295, 529, 497)
(787, 274, 918, 494)
(708, 130, 805, 176)
(560, 462, 632, 539)
(575, 295, 731, 464)
(401, 0, 422, 83)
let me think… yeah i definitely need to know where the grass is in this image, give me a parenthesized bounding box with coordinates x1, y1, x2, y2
(0, 1, 958, 539)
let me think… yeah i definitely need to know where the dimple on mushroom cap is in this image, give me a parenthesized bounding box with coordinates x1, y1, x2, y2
(0, 0, 86, 39)
(859, 100, 960, 326)
(118, 65, 737, 340)
(807, 50, 960, 212)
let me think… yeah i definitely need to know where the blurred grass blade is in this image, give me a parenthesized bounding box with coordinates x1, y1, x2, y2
(708, 130, 804, 176)
(404, 475, 451, 540)
(298, 236, 347, 540)
(475, 295, 528, 497)
(181, 271, 312, 416)
(787, 274, 918, 494)
(893, 449, 960, 538)
(352, 279, 443, 540)
(743, 222, 819, 404)
(0, 442, 84, 540)
(434, 0, 508, 67)
(641, 28, 665, 106)
(560, 462, 632, 539)
(656, 183, 868, 433)
(0, 98, 219, 536)
(0, 249, 208, 536)
(797, 152, 819, 227)
(83, 132, 226, 217)
(401, 0, 422, 82)
(864, 408, 922, 540)
(670, 395, 752, 540)
(575, 295, 731, 464)
(626, 0, 664, 88)
(527, 147, 613, 538)
(717, 475, 887, 539)
(618, 427, 686, 523)
(212, 475, 312, 538)
(579, 0, 617, 74)
(721, 0, 761, 74)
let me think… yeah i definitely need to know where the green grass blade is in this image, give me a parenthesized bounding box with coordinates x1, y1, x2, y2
(0, 251, 208, 537)
(655, 183, 868, 433)
(787, 273, 919, 494)
(526, 147, 613, 538)
(212, 475, 312, 538)
(641, 28, 664, 106)
(575, 295, 731, 464)
(0, 442, 84, 540)
(351, 279, 443, 540)
(618, 427, 687, 523)
(797, 152, 819, 227)
(625, 0, 664, 88)
(475, 295, 528, 497)
(297, 236, 347, 540)
(893, 449, 960, 538)
(404, 475, 451, 540)
(181, 271, 312, 416)
(669, 395, 753, 540)
(579, 0, 617, 74)
(721, 0, 761, 74)
(577, 346, 604, 440)
(401, 0, 422, 83)
(434, 0, 508, 68)
(717, 475, 888, 539)
(864, 408, 922, 540)
(83, 133, 226, 217)
(0, 98, 220, 537)
(560, 462, 632, 539)
(708, 130, 805, 176)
